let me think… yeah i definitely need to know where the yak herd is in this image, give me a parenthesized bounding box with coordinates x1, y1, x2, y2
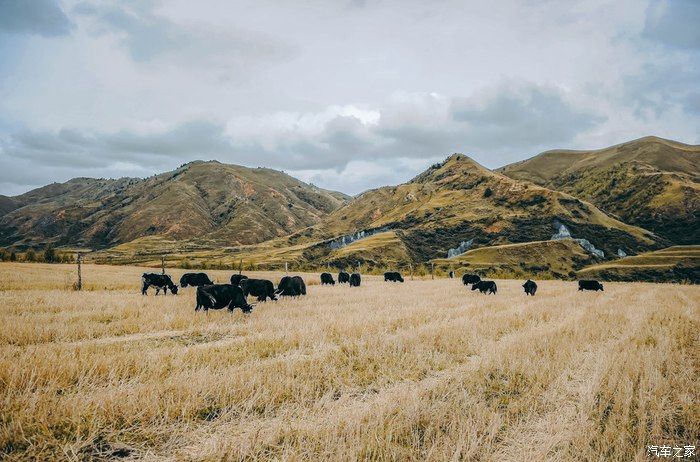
(142, 270, 605, 314)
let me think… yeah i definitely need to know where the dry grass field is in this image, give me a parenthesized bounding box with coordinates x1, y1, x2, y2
(1, 263, 698, 461)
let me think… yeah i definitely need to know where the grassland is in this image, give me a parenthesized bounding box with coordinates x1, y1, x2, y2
(1, 263, 698, 461)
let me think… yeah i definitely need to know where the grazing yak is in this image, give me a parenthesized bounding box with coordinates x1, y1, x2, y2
(523, 279, 538, 296)
(349, 273, 361, 287)
(462, 274, 481, 286)
(578, 280, 604, 291)
(384, 271, 404, 282)
(472, 280, 497, 294)
(179, 272, 213, 287)
(320, 272, 336, 285)
(241, 278, 277, 302)
(276, 276, 307, 297)
(230, 274, 249, 286)
(338, 271, 350, 284)
(142, 273, 178, 295)
(195, 284, 252, 313)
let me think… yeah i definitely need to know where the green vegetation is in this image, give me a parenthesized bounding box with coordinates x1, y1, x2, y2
(500, 136, 699, 244)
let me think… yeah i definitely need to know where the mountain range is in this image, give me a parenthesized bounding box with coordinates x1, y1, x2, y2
(0, 161, 347, 249)
(1, 136, 697, 281)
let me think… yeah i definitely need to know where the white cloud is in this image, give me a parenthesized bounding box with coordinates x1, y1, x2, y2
(0, 0, 698, 195)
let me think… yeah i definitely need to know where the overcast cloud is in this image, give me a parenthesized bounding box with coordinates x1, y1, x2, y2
(0, 0, 698, 195)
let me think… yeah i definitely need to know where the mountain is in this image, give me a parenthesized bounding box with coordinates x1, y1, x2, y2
(0, 195, 20, 215)
(276, 154, 666, 269)
(0, 161, 348, 250)
(499, 136, 699, 244)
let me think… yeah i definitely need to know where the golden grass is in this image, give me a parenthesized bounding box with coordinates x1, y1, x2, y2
(1, 263, 698, 461)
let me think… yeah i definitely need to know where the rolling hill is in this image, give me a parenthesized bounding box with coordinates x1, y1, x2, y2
(92, 154, 667, 272)
(576, 245, 699, 283)
(499, 136, 699, 244)
(0, 161, 348, 250)
(430, 239, 596, 279)
(262, 154, 666, 270)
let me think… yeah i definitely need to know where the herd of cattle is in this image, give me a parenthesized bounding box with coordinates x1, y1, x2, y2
(141, 270, 605, 313)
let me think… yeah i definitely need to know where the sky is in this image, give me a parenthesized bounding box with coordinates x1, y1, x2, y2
(0, 0, 698, 196)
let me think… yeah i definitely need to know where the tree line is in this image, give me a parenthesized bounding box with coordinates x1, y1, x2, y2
(0, 244, 75, 264)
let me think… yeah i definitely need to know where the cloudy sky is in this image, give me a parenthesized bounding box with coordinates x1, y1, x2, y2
(0, 0, 698, 195)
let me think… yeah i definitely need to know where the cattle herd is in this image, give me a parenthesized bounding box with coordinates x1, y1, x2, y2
(141, 270, 605, 313)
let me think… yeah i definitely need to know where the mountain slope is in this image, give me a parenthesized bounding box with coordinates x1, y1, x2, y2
(0, 161, 348, 249)
(577, 245, 699, 283)
(499, 136, 699, 244)
(284, 154, 665, 267)
(431, 239, 597, 279)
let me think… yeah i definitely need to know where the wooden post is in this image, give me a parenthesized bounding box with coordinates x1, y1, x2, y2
(76, 253, 82, 291)
(410, 264, 414, 281)
(161, 255, 165, 275)
(238, 258, 243, 275)
(285, 262, 288, 274)
(431, 262, 435, 280)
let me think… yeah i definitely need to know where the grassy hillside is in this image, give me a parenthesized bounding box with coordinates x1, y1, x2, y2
(90, 154, 667, 273)
(0, 162, 348, 250)
(577, 245, 699, 283)
(287, 154, 662, 264)
(431, 239, 596, 279)
(499, 136, 699, 244)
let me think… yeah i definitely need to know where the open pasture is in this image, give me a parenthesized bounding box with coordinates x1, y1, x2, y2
(0, 263, 698, 461)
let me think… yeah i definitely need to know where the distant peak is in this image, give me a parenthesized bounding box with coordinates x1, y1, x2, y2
(411, 153, 493, 184)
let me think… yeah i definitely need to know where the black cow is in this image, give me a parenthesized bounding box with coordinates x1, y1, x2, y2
(472, 280, 497, 294)
(338, 271, 350, 284)
(276, 275, 306, 297)
(179, 272, 213, 287)
(142, 273, 178, 295)
(230, 274, 249, 286)
(578, 280, 604, 291)
(321, 272, 336, 285)
(349, 273, 361, 287)
(384, 271, 404, 282)
(241, 278, 277, 302)
(449, 271, 455, 279)
(523, 279, 537, 296)
(462, 274, 481, 286)
(195, 284, 252, 313)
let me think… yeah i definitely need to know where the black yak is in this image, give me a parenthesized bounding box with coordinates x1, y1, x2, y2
(320, 272, 336, 285)
(276, 276, 307, 297)
(241, 278, 277, 302)
(142, 273, 178, 295)
(195, 284, 252, 313)
(578, 280, 604, 291)
(384, 271, 404, 282)
(179, 272, 213, 287)
(523, 279, 538, 296)
(472, 280, 497, 294)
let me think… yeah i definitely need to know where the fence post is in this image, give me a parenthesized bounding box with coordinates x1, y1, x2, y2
(410, 264, 414, 281)
(161, 255, 165, 275)
(238, 258, 243, 275)
(285, 262, 288, 274)
(76, 253, 82, 291)
(431, 262, 434, 280)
